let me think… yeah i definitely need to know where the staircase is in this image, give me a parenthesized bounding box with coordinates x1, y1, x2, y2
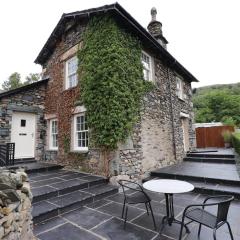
(18, 162, 118, 224)
(149, 149, 240, 199)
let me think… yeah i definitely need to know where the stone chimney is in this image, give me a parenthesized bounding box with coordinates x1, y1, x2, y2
(147, 7, 168, 49)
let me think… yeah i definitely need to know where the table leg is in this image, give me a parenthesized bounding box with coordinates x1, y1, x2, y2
(160, 193, 190, 234)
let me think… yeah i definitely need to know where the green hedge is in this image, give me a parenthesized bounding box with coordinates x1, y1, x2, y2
(232, 132, 240, 155)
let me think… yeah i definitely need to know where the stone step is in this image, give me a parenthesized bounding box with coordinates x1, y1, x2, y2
(183, 156, 235, 164)
(14, 158, 37, 165)
(151, 170, 240, 186)
(8, 162, 63, 174)
(143, 177, 240, 199)
(31, 174, 107, 203)
(32, 184, 118, 224)
(187, 153, 235, 159)
(189, 180, 240, 199)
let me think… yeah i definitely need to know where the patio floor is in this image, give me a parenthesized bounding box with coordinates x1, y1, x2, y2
(34, 189, 240, 240)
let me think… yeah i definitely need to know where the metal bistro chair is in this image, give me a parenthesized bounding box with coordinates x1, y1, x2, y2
(118, 180, 156, 230)
(179, 195, 234, 240)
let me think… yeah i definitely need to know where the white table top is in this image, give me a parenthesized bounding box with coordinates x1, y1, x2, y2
(143, 179, 194, 194)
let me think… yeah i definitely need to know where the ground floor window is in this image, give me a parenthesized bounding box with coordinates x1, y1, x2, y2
(73, 113, 88, 151)
(49, 119, 58, 150)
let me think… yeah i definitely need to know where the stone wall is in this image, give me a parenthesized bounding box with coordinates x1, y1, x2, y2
(0, 83, 47, 160)
(113, 56, 196, 179)
(41, 16, 196, 179)
(42, 20, 88, 166)
(0, 169, 34, 240)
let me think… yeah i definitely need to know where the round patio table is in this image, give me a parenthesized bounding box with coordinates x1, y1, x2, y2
(143, 179, 194, 233)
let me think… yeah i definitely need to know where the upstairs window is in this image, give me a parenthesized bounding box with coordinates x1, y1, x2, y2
(141, 51, 153, 81)
(49, 119, 58, 150)
(176, 76, 184, 100)
(73, 113, 88, 151)
(65, 56, 78, 89)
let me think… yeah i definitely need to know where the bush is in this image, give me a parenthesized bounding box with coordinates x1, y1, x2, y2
(221, 130, 232, 143)
(222, 116, 236, 127)
(232, 132, 240, 155)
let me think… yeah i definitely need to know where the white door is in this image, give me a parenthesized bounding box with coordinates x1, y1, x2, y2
(11, 112, 36, 158)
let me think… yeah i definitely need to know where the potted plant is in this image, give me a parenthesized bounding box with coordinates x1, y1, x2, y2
(221, 130, 232, 148)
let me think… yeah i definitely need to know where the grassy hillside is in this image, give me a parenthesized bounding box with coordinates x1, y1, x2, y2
(193, 82, 240, 126)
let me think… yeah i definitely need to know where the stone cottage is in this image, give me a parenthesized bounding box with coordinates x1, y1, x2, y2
(0, 3, 198, 179)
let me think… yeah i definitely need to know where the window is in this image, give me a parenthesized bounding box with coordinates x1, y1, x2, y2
(20, 119, 26, 127)
(65, 56, 78, 89)
(176, 76, 184, 100)
(141, 51, 153, 81)
(49, 119, 58, 150)
(73, 113, 88, 151)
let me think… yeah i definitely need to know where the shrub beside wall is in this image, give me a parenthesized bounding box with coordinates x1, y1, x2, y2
(232, 132, 240, 176)
(232, 133, 240, 155)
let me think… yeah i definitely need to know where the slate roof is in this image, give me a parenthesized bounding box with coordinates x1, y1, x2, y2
(0, 78, 49, 99)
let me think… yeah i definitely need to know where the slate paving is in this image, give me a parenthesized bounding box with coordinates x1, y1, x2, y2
(34, 190, 240, 240)
(152, 162, 240, 181)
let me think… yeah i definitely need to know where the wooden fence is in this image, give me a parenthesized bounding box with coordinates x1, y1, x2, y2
(195, 126, 234, 148)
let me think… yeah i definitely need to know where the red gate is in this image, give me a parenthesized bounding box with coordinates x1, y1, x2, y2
(195, 126, 234, 148)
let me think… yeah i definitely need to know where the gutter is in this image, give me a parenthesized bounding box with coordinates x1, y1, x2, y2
(167, 66, 177, 161)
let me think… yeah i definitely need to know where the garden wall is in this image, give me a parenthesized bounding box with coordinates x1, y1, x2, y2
(0, 169, 34, 240)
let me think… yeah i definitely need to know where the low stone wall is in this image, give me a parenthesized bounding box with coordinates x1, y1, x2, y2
(0, 169, 35, 240)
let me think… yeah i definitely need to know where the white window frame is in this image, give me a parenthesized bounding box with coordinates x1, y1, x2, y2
(73, 113, 89, 151)
(141, 51, 154, 82)
(49, 119, 58, 150)
(65, 56, 78, 89)
(176, 76, 184, 100)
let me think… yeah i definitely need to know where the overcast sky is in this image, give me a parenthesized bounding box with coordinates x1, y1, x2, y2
(0, 0, 239, 88)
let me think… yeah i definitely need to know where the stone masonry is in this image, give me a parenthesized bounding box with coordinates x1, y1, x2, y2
(0, 82, 47, 161)
(116, 57, 195, 180)
(0, 168, 34, 240)
(38, 10, 196, 180)
(0, 7, 196, 180)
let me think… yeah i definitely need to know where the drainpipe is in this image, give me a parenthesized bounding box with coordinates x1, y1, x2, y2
(167, 66, 177, 161)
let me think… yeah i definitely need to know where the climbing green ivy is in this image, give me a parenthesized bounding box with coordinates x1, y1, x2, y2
(78, 15, 153, 150)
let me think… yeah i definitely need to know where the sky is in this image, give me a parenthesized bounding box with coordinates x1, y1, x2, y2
(0, 0, 239, 88)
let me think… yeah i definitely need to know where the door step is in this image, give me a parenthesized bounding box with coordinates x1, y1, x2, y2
(14, 158, 37, 165)
(8, 162, 63, 173)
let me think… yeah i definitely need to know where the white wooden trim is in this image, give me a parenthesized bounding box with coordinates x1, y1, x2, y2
(73, 113, 88, 151)
(49, 118, 58, 150)
(142, 50, 154, 82)
(65, 56, 78, 89)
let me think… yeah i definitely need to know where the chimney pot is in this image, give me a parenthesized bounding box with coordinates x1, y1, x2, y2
(147, 7, 168, 49)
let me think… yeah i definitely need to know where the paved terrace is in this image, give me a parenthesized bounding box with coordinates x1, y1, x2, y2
(34, 190, 240, 240)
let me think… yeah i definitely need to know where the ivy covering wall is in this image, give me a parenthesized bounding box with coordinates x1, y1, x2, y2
(78, 14, 152, 153)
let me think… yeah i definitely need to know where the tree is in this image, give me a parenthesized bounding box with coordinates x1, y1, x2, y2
(1, 72, 41, 91)
(193, 88, 240, 126)
(24, 73, 41, 84)
(2, 72, 22, 90)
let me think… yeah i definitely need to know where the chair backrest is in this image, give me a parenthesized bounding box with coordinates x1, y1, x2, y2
(216, 196, 234, 223)
(118, 180, 150, 201)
